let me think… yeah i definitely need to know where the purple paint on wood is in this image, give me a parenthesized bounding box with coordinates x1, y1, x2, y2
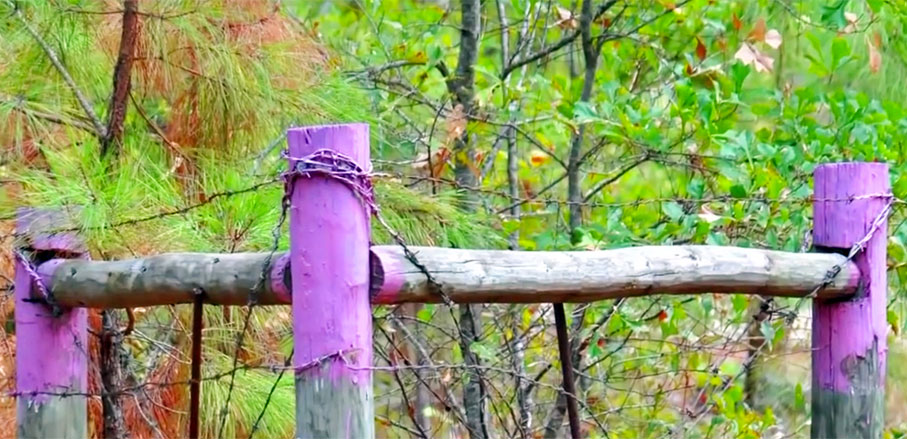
(287, 123, 372, 383)
(16, 209, 86, 254)
(369, 247, 405, 304)
(812, 162, 888, 393)
(15, 211, 88, 405)
(270, 253, 292, 304)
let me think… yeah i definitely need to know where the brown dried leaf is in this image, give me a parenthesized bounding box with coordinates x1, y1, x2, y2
(432, 148, 451, 179)
(868, 37, 882, 73)
(445, 104, 467, 145)
(555, 6, 578, 30)
(748, 18, 766, 42)
(695, 37, 707, 61)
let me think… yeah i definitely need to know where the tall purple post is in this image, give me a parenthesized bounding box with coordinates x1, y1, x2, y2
(812, 163, 888, 438)
(15, 209, 88, 438)
(287, 124, 374, 438)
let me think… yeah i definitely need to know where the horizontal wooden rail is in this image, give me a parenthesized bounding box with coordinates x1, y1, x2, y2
(36, 252, 292, 308)
(36, 245, 859, 308)
(370, 245, 859, 303)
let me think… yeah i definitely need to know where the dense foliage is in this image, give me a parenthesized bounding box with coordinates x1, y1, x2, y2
(1, 0, 907, 438)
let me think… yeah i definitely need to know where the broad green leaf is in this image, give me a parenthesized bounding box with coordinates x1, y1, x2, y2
(820, 0, 850, 29)
(417, 305, 434, 322)
(866, 0, 883, 13)
(468, 341, 497, 362)
(662, 201, 685, 220)
(573, 101, 599, 123)
(831, 37, 852, 70)
(718, 359, 742, 377)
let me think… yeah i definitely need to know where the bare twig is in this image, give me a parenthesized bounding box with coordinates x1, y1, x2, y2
(501, 1, 618, 79)
(10, 1, 107, 138)
(0, 93, 96, 133)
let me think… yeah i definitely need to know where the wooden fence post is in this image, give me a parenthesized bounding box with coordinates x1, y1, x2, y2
(812, 162, 888, 439)
(287, 124, 374, 439)
(15, 209, 88, 439)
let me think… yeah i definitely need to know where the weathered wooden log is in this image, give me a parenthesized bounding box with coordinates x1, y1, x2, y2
(811, 163, 888, 439)
(37, 252, 291, 308)
(370, 245, 860, 303)
(38, 245, 858, 308)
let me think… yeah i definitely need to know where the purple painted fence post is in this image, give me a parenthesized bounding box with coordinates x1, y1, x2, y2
(812, 163, 888, 439)
(287, 124, 375, 438)
(15, 209, 88, 439)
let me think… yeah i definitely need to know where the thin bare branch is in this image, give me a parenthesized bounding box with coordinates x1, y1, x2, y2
(10, 2, 107, 139)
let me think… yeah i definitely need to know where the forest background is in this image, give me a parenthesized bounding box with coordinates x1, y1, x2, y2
(1, 0, 907, 438)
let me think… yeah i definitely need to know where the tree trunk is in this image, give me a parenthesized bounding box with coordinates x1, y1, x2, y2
(99, 310, 128, 439)
(449, 1, 488, 438)
(566, 0, 602, 236)
(743, 297, 772, 409)
(101, 0, 140, 156)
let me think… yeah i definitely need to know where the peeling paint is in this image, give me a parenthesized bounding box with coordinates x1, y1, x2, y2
(811, 163, 888, 439)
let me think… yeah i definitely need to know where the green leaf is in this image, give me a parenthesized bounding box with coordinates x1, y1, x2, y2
(760, 320, 775, 349)
(573, 101, 599, 123)
(730, 184, 747, 198)
(820, 0, 850, 29)
(893, 175, 907, 200)
(427, 45, 444, 66)
(732, 295, 748, 315)
(772, 323, 786, 347)
(831, 37, 851, 70)
(764, 406, 776, 425)
(866, 0, 883, 13)
(730, 62, 750, 91)
(888, 309, 900, 335)
(417, 305, 434, 322)
(718, 358, 742, 376)
(688, 178, 705, 198)
(662, 201, 685, 220)
(794, 383, 806, 411)
(468, 341, 497, 362)
(589, 336, 602, 358)
(701, 295, 713, 316)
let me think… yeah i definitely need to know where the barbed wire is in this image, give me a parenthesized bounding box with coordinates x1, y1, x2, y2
(215, 172, 290, 438)
(4, 156, 903, 438)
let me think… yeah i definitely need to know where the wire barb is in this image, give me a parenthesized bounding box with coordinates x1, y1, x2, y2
(13, 249, 62, 317)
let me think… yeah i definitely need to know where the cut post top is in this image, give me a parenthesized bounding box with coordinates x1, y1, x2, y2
(286, 123, 371, 168)
(16, 208, 86, 254)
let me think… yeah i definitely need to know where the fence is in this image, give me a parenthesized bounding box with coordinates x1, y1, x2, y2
(13, 123, 889, 439)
